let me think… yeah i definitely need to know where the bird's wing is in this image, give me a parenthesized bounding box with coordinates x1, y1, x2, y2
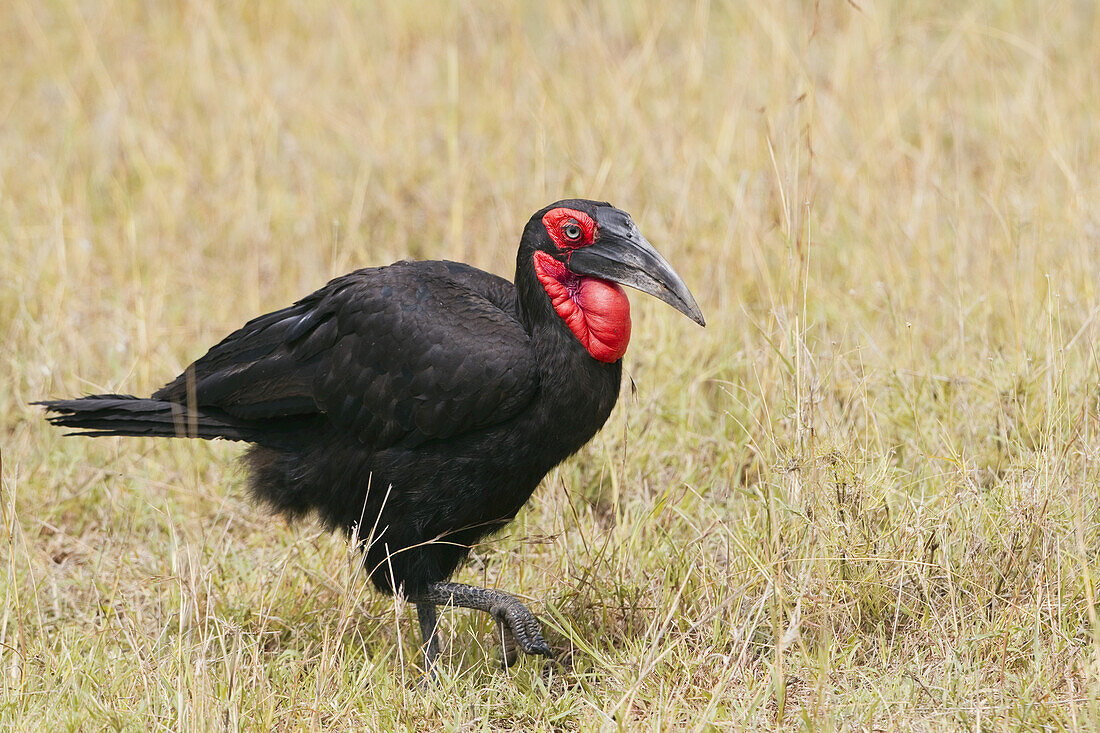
(153, 261, 538, 446)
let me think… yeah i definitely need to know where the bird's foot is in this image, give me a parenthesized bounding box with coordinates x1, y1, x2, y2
(410, 582, 553, 668)
(489, 597, 552, 659)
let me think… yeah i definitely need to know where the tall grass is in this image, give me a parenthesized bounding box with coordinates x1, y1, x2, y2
(3, 0, 1100, 729)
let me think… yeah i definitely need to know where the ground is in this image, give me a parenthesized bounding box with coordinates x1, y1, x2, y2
(3, 1, 1100, 730)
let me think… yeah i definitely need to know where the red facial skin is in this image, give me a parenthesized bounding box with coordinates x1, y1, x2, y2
(541, 208, 597, 252)
(533, 249, 632, 364)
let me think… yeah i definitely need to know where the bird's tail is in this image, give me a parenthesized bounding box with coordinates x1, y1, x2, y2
(35, 394, 259, 442)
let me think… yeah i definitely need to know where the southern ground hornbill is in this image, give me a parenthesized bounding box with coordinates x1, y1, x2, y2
(38, 199, 705, 674)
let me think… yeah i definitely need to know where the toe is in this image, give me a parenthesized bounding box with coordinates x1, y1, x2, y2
(528, 638, 553, 657)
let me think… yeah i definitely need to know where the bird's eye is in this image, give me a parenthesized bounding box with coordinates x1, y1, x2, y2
(562, 221, 583, 241)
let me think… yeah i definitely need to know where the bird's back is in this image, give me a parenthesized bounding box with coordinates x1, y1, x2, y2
(149, 261, 534, 444)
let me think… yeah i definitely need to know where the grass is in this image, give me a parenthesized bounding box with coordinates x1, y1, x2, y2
(3, 0, 1100, 729)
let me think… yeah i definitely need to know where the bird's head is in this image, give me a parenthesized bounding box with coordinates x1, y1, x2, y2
(519, 199, 705, 362)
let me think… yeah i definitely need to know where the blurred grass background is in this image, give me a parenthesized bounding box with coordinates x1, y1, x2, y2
(3, 0, 1100, 729)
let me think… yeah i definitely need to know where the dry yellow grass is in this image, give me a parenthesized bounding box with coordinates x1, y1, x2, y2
(4, 0, 1100, 729)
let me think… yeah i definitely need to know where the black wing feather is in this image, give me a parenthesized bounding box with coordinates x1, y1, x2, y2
(153, 261, 538, 447)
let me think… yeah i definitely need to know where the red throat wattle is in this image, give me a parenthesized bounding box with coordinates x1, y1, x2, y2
(533, 251, 631, 363)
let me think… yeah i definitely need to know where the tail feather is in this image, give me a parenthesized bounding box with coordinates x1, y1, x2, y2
(35, 394, 261, 442)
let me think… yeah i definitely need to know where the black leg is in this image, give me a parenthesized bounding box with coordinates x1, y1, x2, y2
(416, 602, 441, 677)
(408, 582, 553, 660)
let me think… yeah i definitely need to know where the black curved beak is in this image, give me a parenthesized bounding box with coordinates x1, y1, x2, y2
(567, 209, 706, 326)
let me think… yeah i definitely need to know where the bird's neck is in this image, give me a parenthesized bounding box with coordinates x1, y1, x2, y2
(512, 254, 623, 460)
(521, 251, 632, 363)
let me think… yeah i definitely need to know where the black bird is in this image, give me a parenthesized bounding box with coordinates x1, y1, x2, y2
(37, 199, 705, 673)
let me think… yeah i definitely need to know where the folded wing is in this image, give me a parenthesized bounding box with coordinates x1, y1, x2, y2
(153, 261, 538, 448)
